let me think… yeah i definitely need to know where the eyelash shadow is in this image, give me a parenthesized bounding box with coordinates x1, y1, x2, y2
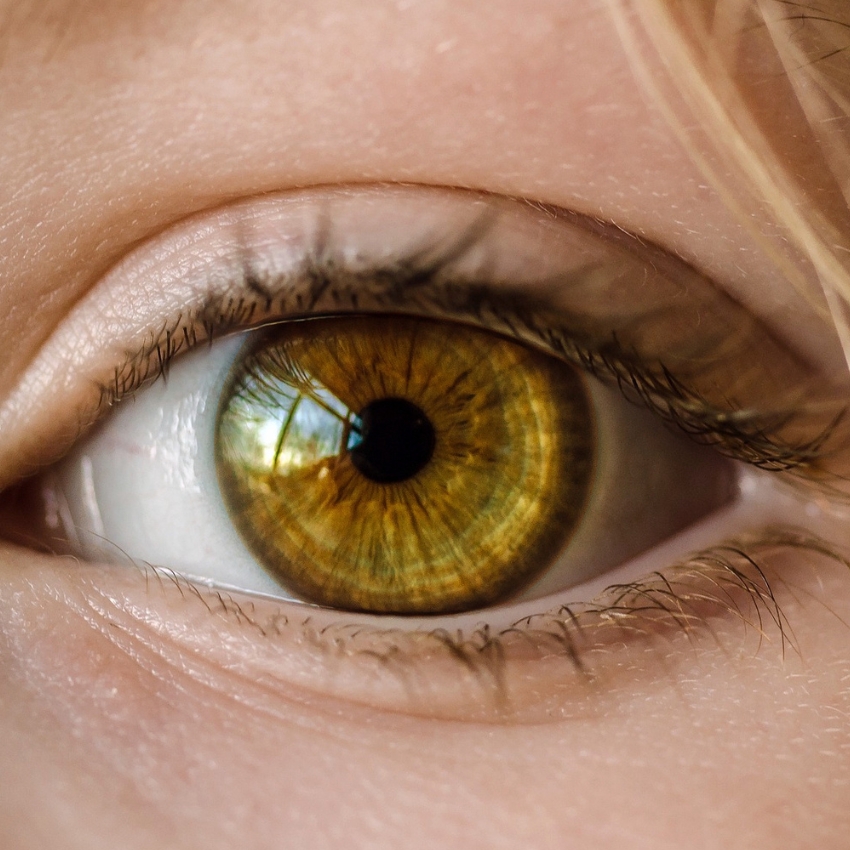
(93, 222, 844, 480)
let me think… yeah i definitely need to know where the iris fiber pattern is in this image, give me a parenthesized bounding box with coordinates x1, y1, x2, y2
(216, 316, 595, 614)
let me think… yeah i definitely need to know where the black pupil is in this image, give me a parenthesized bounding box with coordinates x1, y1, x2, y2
(347, 397, 436, 484)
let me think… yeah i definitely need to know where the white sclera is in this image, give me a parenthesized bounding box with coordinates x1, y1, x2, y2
(53, 330, 734, 607)
(55, 336, 290, 596)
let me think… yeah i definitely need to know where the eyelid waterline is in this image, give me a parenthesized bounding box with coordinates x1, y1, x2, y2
(129, 467, 816, 628)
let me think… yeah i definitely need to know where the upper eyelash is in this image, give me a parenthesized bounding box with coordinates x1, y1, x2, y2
(94, 228, 843, 477)
(575, 346, 844, 471)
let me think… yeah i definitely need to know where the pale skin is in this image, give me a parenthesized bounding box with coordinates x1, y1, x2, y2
(1, 1, 850, 848)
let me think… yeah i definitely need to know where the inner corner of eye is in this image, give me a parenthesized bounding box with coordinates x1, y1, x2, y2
(206, 314, 733, 615)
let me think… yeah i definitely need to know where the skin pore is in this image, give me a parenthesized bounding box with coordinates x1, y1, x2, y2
(1, 1, 850, 848)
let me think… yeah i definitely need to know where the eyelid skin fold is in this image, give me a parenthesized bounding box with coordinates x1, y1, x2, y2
(0, 185, 846, 494)
(0, 184, 848, 725)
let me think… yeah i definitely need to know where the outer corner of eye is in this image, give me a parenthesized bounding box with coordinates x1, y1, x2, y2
(27, 309, 738, 624)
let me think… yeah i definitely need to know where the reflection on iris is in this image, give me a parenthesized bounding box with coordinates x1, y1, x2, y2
(215, 315, 595, 614)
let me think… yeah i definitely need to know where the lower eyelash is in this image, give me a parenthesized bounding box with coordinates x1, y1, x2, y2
(135, 525, 838, 720)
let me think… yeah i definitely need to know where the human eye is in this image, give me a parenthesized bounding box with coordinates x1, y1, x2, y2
(1, 182, 847, 721)
(3, 1, 850, 847)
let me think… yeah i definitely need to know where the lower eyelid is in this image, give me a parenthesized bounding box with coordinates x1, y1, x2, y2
(3, 525, 821, 726)
(7, 471, 829, 725)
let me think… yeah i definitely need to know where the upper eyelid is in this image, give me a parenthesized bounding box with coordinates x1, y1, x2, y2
(0, 183, 843, 491)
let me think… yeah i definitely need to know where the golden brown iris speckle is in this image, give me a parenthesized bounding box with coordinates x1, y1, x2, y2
(216, 316, 595, 614)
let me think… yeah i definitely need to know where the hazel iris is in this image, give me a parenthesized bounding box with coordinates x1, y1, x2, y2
(215, 315, 595, 614)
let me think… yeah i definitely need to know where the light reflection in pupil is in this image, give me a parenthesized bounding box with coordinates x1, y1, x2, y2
(346, 398, 436, 484)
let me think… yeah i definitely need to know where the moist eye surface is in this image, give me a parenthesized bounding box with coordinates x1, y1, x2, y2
(215, 315, 595, 614)
(8, 186, 797, 624)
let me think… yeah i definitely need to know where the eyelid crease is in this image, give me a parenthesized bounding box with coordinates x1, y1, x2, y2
(0, 185, 846, 493)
